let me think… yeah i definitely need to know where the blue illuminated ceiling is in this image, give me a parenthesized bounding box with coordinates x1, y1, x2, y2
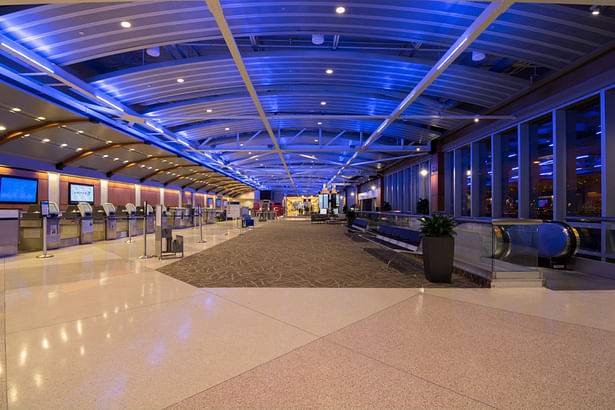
(0, 1, 614, 195)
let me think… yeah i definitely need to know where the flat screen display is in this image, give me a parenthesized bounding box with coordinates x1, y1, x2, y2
(216, 198, 221, 208)
(0, 176, 38, 203)
(223, 200, 228, 207)
(207, 198, 213, 208)
(69, 183, 95, 204)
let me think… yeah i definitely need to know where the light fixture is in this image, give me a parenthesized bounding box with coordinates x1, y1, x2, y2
(248, 152, 252, 154)
(114, 157, 119, 161)
(123, 160, 128, 163)
(320, 101, 327, 105)
(102, 154, 109, 158)
(76, 130, 83, 134)
(371, 185, 376, 190)
(590, 5, 600, 15)
(0, 125, 6, 131)
(76, 147, 83, 151)
(420, 169, 428, 177)
(37, 116, 46, 120)
(351, 192, 355, 196)
(474, 117, 479, 123)
(11, 107, 21, 112)
(314, 139, 318, 142)
(225, 127, 230, 131)
(120, 21, 132, 28)
(240, 143, 244, 146)
(177, 78, 184, 83)
(42, 138, 50, 143)
(471, 51, 486, 62)
(206, 109, 212, 113)
(317, 121, 322, 125)
(335, 6, 346, 14)
(466, 169, 472, 176)
(325, 68, 334, 75)
(60, 143, 67, 147)
(106, 140, 113, 144)
(130, 148, 135, 151)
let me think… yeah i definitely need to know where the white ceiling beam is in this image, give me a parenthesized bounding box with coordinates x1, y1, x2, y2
(204, 0, 297, 194)
(328, 0, 515, 185)
(1, 0, 609, 4)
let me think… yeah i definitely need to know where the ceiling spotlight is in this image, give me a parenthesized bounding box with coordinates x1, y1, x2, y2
(42, 138, 50, 143)
(325, 68, 334, 75)
(314, 139, 318, 142)
(248, 152, 252, 154)
(225, 127, 230, 131)
(130, 148, 135, 151)
(420, 169, 429, 177)
(176, 78, 184, 83)
(466, 169, 472, 176)
(76, 147, 83, 151)
(240, 143, 244, 146)
(335, 6, 346, 14)
(474, 117, 479, 123)
(106, 140, 113, 144)
(114, 157, 119, 161)
(371, 185, 376, 190)
(0, 125, 6, 131)
(60, 143, 67, 147)
(146, 46, 160, 57)
(76, 130, 83, 134)
(123, 160, 128, 163)
(471, 51, 486, 62)
(120, 21, 132, 28)
(103, 154, 109, 158)
(206, 109, 212, 113)
(37, 116, 46, 120)
(320, 101, 327, 105)
(317, 121, 322, 125)
(11, 107, 21, 112)
(416, 147, 420, 151)
(590, 5, 600, 15)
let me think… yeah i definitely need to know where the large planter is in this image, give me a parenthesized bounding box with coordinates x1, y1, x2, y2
(423, 236, 454, 283)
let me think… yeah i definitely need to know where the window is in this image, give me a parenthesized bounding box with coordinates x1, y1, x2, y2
(477, 137, 492, 217)
(459, 147, 471, 216)
(499, 129, 518, 218)
(566, 98, 601, 217)
(529, 116, 553, 220)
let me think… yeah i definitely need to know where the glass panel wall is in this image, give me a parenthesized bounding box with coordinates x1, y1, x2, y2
(529, 116, 554, 220)
(566, 98, 602, 217)
(477, 137, 492, 217)
(460, 146, 471, 216)
(500, 129, 519, 218)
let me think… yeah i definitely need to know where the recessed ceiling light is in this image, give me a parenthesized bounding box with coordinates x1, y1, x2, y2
(248, 152, 252, 154)
(140, 165, 145, 168)
(120, 21, 132, 28)
(61, 143, 67, 147)
(225, 127, 230, 131)
(314, 139, 318, 142)
(206, 109, 212, 113)
(76, 147, 83, 151)
(317, 121, 322, 125)
(320, 101, 326, 105)
(177, 78, 184, 83)
(24, 133, 30, 137)
(147, 154, 152, 157)
(76, 130, 83, 134)
(147, 166, 152, 169)
(37, 116, 46, 120)
(42, 138, 50, 143)
(416, 147, 420, 151)
(0, 125, 6, 131)
(123, 160, 129, 163)
(106, 140, 113, 144)
(325, 68, 334, 75)
(102, 154, 109, 158)
(130, 148, 135, 151)
(466, 169, 472, 176)
(240, 143, 244, 146)
(335, 6, 346, 14)
(11, 107, 21, 112)
(474, 118, 479, 123)
(114, 157, 119, 161)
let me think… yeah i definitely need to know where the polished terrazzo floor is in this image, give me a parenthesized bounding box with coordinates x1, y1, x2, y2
(158, 220, 478, 288)
(1, 217, 614, 409)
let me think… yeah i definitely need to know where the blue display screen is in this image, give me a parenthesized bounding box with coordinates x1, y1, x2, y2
(0, 176, 38, 203)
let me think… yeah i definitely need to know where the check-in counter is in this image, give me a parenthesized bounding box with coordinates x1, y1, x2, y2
(205, 209, 217, 224)
(63, 202, 93, 244)
(0, 209, 20, 256)
(169, 207, 184, 228)
(182, 205, 193, 228)
(93, 203, 117, 241)
(137, 204, 154, 234)
(19, 202, 61, 251)
(116, 203, 137, 238)
(156, 205, 168, 229)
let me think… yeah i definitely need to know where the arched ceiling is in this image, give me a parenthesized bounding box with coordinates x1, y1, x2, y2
(0, 0, 613, 195)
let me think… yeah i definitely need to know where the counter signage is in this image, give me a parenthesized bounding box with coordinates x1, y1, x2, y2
(40, 200, 49, 217)
(227, 201, 240, 218)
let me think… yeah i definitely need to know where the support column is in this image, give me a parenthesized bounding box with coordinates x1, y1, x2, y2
(160, 188, 164, 205)
(553, 110, 567, 222)
(444, 152, 453, 214)
(135, 184, 141, 205)
(518, 124, 530, 219)
(491, 134, 502, 218)
(178, 191, 182, 207)
(470, 141, 480, 218)
(47, 172, 59, 205)
(453, 149, 463, 217)
(100, 179, 108, 204)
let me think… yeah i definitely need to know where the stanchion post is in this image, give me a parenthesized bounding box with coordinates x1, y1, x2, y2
(198, 205, 206, 243)
(37, 215, 54, 259)
(139, 200, 152, 259)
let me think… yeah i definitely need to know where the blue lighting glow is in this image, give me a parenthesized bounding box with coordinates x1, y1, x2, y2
(576, 154, 590, 159)
(436, 37, 467, 70)
(97, 96, 124, 112)
(508, 154, 517, 158)
(1, 42, 55, 74)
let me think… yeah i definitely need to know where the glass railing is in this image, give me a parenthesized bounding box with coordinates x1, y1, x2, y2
(354, 211, 543, 279)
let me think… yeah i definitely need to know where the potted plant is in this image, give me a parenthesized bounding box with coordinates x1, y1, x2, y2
(420, 213, 456, 283)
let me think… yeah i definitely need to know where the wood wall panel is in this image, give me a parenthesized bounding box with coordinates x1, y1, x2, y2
(194, 193, 205, 207)
(164, 189, 179, 207)
(182, 191, 192, 206)
(141, 186, 160, 205)
(108, 181, 135, 205)
(0, 166, 48, 211)
(59, 175, 100, 209)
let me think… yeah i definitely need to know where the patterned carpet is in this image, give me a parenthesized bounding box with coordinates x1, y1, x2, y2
(158, 220, 480, 288)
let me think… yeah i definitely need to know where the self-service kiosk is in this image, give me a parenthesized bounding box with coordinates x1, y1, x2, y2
(93, 203, 117, 241)
(19, 202, 61, 251)
(117, 203, 137, 238)
(137, 204, 155, 234)
(64, 202, 93, 244)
